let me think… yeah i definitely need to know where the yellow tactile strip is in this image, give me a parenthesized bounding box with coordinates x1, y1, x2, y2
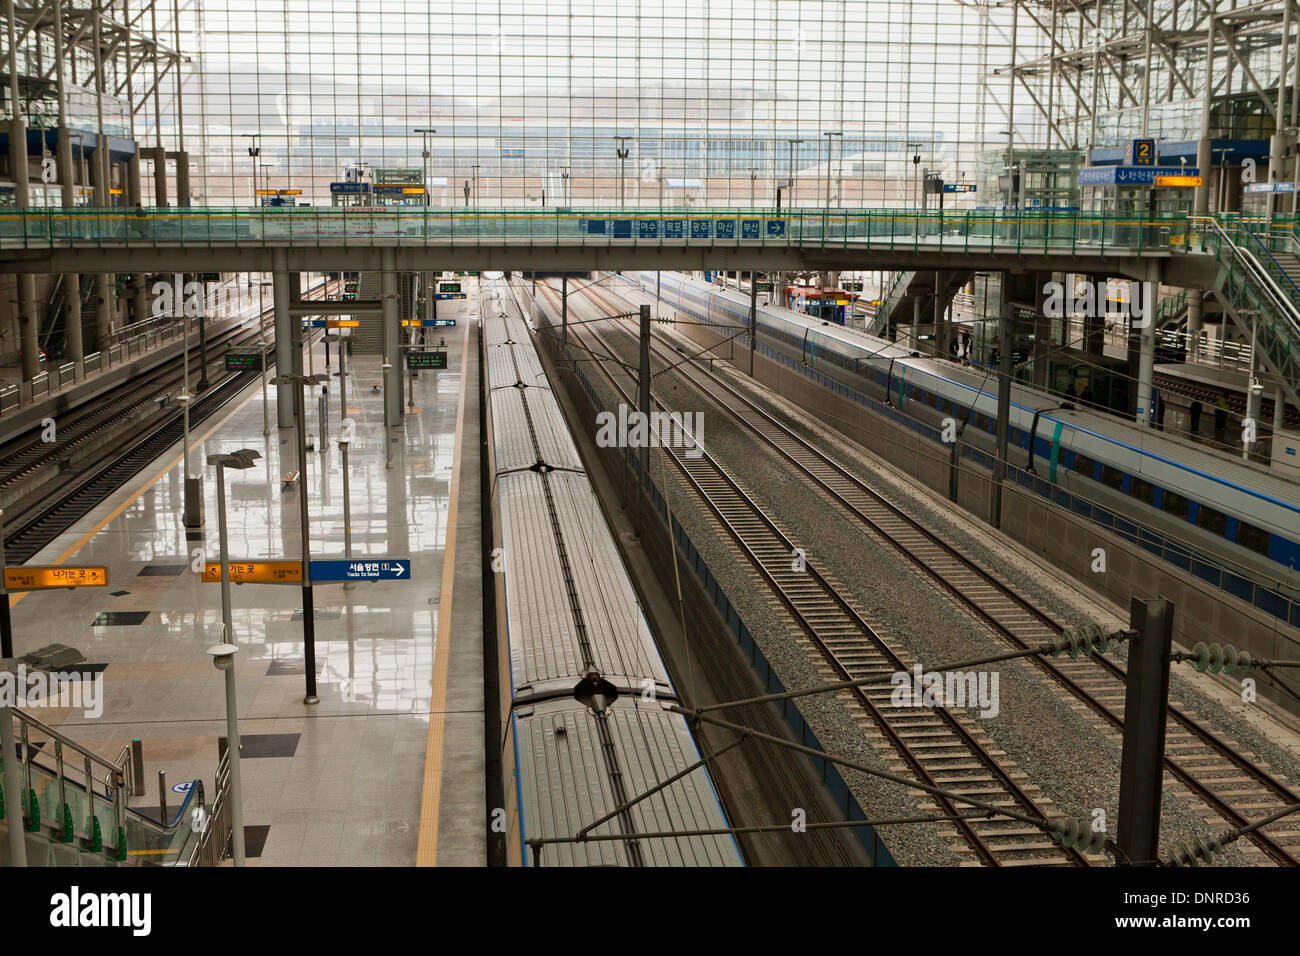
(415, 316, 471, 866)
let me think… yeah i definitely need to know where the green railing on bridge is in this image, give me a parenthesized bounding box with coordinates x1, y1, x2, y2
(0, 206, 1203, 255)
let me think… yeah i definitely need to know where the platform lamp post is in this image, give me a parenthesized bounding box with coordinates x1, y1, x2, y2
(245, 134, 260, 205)
(269, 371, 329, 704)
(206, 447, 259, 867)
(415, 128, 437, 330)
(823, 131, 842, 207)
(615, 137, 631, 207)
(205, 642, 246, 866)
(786, 139, 804, 209)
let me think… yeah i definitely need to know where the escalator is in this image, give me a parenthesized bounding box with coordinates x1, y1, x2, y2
(1, 704, 219, 867)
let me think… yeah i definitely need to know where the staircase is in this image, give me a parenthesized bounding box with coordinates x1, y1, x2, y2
(41, 274, 96, 359)
(866, 269, 972, 342)
(1, 691, 219, 867)
(1204, 219, 1300, 413)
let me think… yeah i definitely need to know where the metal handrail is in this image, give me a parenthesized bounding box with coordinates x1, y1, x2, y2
(1196, 215, 1300, 333)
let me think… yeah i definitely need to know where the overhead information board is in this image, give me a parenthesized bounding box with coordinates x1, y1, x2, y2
(309, 559, 411, 582)
(4, 566, 108, 590)
(406, 350, 448, 370)
(307, 319, 361, 328)
(225, 351, 263, 371)
(202, 561, 302, 584)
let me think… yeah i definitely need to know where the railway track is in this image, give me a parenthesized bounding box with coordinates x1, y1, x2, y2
(2, 279, 340, 564)
(577, 278, 1300, 867)
(531, 280, 1090, 866)
(1, 317, 262, 494)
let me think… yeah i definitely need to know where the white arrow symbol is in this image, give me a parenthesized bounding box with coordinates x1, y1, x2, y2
(396, 564, 406, 576)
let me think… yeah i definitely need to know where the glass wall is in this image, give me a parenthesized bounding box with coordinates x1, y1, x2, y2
(146, 0, 1020, 208)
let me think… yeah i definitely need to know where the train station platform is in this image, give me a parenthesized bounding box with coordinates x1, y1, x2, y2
(3, 294, 484, 866)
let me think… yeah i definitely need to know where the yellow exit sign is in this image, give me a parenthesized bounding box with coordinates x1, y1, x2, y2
(5, 566, 108, 590)
(203, 561, 302, 584)
(1154, 175, 1203, 187)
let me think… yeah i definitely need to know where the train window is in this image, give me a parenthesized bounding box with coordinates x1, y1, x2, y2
(1235, 520, 1271, 557)
(1196, 505, 1228, 537)
(1099, 464, 1125, 490)
(1129, 477, 1156, 505)
(940, 398, 953, 415)
(1161, 490, 1190, 520)
(927, 391, 939, 409)
(974, 412, 990, 432)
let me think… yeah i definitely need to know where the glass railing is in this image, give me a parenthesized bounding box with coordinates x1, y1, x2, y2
(0, 206, 1200, 253)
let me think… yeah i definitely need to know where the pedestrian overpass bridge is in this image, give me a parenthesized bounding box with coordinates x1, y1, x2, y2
(0, 205, 1295, 422)
(0, 206, 1220, 283)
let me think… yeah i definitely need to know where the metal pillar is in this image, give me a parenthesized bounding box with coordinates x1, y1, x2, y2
(1116, 597, 1174, 867)
(749, 272, 758, 376)
(1, 707, 26, 866)
(1194, 16, 1215, 218)
(561, 273, 568, 345)
(1187, 289, 1203, 363)
(273, 251, 294, 427)
(638, 303, 652, 482)
(1134, 267, 1158, 427)
(290, 370, 320, 706)
(991, 276, 1013, 528)
(381, 248, 401, 427)
(175, 151, 191, 206)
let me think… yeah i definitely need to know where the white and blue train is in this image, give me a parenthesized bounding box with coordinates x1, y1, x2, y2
(632, 270, 1300, 630)
(482, 278, 743, 867)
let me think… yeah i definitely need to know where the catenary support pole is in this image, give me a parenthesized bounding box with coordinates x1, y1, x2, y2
(1116, 597, 1174, 866)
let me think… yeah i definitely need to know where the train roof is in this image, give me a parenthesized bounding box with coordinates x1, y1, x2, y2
(659, 272, 1300, 514)
(512, 699, 742, 867)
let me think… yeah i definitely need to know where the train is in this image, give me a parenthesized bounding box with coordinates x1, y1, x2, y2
(480, 277, 743, 867)
(630, 270, 1300, 630)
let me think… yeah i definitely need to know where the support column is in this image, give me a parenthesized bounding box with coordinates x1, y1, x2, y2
(56, 132, 83, 376)
(127, 153, 142, 206)
(89, 151, 114, 349)
(1187, 289, 1203, 363)
(1244, 361, 1263, 460)
(638, 303, 651, 482)
(992, 276, 1013, 528)
(381, 247, 401, 427)
(8, 113, 39, 381)
(561, 273, 568, 345)
(273, 249, 294, 427)
(1193, 16, 1215, 218)
(1134, 266, 1159, 426)
(152, 148, 168, 208)
(1274, 384, 1288, 438)
(174, 150, 191, 206)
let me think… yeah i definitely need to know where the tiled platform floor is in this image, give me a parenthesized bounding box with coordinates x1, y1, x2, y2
(8, 294, 478, 866)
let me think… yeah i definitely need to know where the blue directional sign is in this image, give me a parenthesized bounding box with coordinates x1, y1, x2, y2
(612, 219, 633, 238)
(310, 559, 411, 582)
(715, 219, 736, 239)
(943, 183, 977, 193)
(663, 219, 684, 238)
(637, 219, 660, 238)
(430, 318, 457, 327)
(766, 219, 786, 237)
(690, 219, 711, 238)
(741, 219, 760, 239)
